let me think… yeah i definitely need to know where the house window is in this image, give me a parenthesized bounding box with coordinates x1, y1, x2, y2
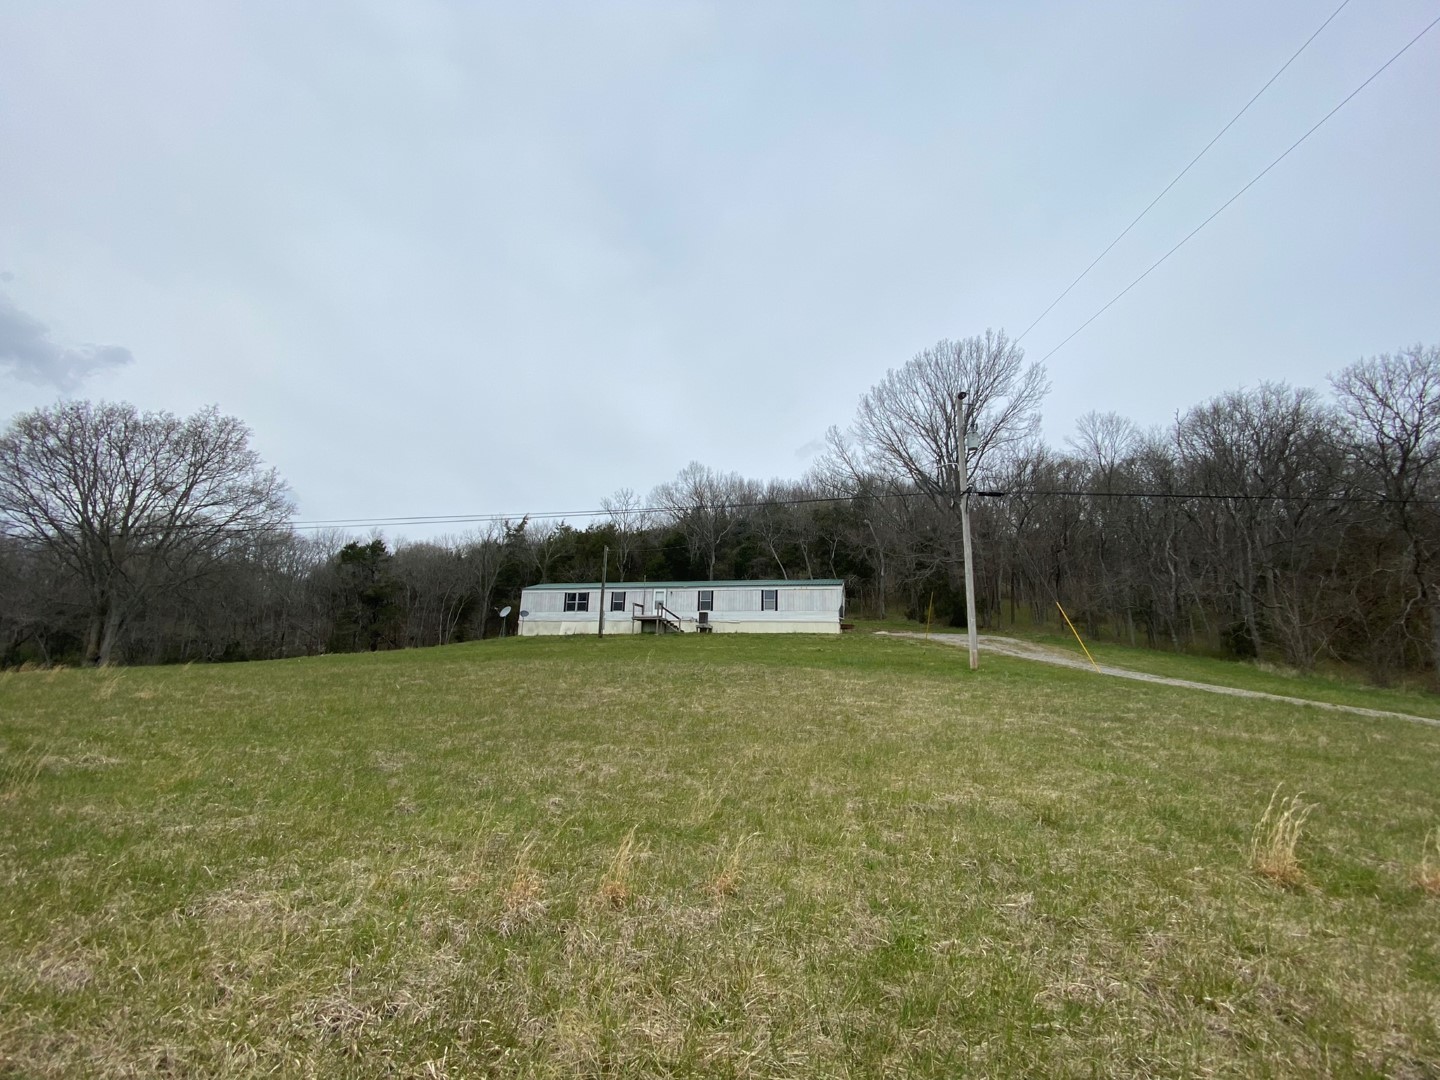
(698, 589, 714, 611)
(761, 589, 778, 611)
(610, 591, 626, 612)
(564, 591, 589, 612)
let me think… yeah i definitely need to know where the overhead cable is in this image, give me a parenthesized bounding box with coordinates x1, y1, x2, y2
(7, 481, 1430, 544)
(274, 488, 1438, 534)
(1035, 9, 1440, 366)
(1016, 0, 1353, 344)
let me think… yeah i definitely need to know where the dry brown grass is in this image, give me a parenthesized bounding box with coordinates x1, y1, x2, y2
(1418, 829, 1440, 896)
(0, 745, 47, 803)
(95, 672, 125, 700)
(706, 833, 754, 901)
(1250, 785, 1315, 888)
(498, 839, 546, 935)
(596, 826, 640, 910)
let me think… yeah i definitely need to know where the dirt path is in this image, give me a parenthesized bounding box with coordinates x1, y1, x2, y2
(878, 631, 1440, 730)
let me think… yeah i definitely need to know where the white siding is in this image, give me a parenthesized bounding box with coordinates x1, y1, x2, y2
(518, 582, 843, 636)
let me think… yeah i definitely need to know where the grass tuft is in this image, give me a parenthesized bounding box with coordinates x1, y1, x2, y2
(596, 826, 640, 910)
(1418, 829, 1440, 896)
(498, 839, 547, 936)
(1250, 784, 1315, 888)
(0, 743, 47, 803)
(707, 833, 753, 901)
(95, 672, 126, 700)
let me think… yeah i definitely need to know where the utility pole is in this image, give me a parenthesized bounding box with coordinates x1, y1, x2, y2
(956, 392, 979, 670)
(598, 545, 609, 638)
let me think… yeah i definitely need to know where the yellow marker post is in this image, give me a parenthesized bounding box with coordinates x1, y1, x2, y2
(1055, 602, 1102, 673)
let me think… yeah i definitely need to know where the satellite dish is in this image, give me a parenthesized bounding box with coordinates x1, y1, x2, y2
(499, 606, 513, 618)
(518, 609, 529, 618)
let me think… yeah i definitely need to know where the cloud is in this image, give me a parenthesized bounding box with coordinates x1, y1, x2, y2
(794, 437, 826, 460)
(0, 293, 133, 391)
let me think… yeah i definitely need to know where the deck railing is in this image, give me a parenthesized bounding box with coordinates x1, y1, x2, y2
(630, 601, 685, 633)
(656, 603, 683, 633)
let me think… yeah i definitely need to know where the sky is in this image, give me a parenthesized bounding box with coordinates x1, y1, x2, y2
(1, 1, 1437, 536)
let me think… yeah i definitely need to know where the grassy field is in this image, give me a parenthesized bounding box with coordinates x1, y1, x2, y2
(2, 633, 1439, 1077)
(864, 616, 1440, 722)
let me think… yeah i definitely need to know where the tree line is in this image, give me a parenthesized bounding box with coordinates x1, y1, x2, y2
(3, 338, 1439, 681)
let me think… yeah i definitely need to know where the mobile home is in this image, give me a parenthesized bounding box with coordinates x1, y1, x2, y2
(517, 579, 845, 636)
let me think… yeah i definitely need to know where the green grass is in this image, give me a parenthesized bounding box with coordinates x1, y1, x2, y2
(850, 616, 1440, 720)
(2, 635, 1439, 1077)
(972, 622, 1440, 721)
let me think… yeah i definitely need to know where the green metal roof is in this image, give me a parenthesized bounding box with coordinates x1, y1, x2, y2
(522, 579, 844, 590)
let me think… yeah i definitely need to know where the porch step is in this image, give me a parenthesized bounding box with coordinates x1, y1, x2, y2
(632, 613, 684, 633)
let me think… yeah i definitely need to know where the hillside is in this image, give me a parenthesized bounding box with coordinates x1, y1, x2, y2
(2, 635, 1438, 1077)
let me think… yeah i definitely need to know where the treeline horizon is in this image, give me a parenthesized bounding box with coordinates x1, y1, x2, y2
(3, 335, 1439, 684)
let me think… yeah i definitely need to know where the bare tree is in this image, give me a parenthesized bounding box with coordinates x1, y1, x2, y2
(1175, 384, 1344, 664)
(825, 330, 1047, 606)
(840, 330, 1048, 500)
(0, 536, 85, 664)
(749, 479, 815, 579)
(1121, 429, 1198, 649)
(0, 401, 292, 665)
(521, 519, 574, 583)
(1332, 345, 1440, 674)
(458, 521, 507, 638)
(650, 462, 753, 580)
(1067, 411, 1139, 487)
(394, 539, 474, 647)
(600, 487, 653, 579)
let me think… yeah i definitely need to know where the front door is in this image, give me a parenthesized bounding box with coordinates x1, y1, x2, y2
(653, 589, 666, 614)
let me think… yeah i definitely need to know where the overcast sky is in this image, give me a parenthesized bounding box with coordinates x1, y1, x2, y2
(2, 1, 1437, 535)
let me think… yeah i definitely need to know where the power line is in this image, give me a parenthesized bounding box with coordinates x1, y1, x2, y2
(1035, 9, 1440, 366)
(270, 485, 1434, 536)
(988, 488, 1407, 503)
(290, 508, 611, 528)
(6, 477, 1428, 545)
(1016, 0, 1353, 344)
(4, 487, 1426, 559)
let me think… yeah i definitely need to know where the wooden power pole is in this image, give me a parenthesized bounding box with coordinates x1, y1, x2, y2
(598, 545, 608, 638)
(956, 392, 979, 670)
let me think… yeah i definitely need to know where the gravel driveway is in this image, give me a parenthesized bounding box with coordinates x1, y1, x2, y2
(878, 631, 1440, 729)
